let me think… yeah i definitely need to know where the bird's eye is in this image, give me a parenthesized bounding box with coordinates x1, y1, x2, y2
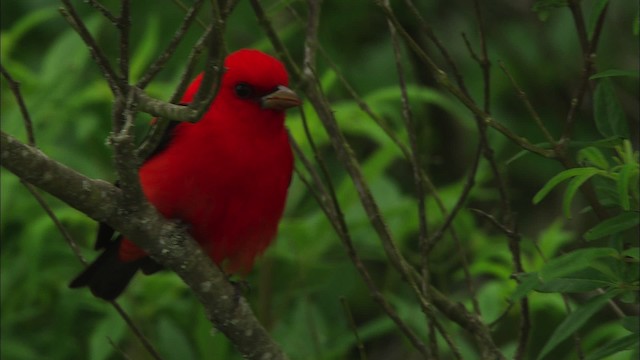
(234, 83, 254, 99)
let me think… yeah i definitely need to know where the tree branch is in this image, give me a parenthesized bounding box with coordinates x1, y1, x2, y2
(1, 131, 288, 360)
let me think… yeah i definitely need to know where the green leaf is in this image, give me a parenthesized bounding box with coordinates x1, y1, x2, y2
(590, 69, 640, 80)
(539, 248, 617, 280)
(532, 0, 569, 21)
(563, 171, 599, 218)
(622, 247, 640, 259)
(594, 78, 630, 139)
(511, 272, 542, 301)
(577, 147, 609, 169)
(533, 167, 602, 204)
(584, 334, 639, 360)
(570, 137, 625, 149)
(617, 162, 638, 211)
(536, 291, 618, 360)
(622, 316, 640, 334)
(535, 278, 610, 293)
(584, 212, 640, 240)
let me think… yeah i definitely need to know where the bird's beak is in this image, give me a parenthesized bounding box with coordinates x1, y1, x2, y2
(261, 86, 301, 110)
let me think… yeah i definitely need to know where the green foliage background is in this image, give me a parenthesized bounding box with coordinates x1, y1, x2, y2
(1, 0, 638, 359)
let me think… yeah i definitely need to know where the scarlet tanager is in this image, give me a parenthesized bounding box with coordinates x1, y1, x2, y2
(70, 49, 300, 300)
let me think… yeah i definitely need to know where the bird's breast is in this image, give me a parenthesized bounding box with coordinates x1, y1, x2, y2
(139, 121, 293, 271)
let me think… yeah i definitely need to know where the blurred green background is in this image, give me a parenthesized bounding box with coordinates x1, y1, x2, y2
(1, 1, 638, 359)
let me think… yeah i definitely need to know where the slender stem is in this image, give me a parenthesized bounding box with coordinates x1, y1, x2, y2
(340, 298, 368, 360)
(248, 0, 301, 79)
(189, 0, 226, 121)
(498, 61, 557, 144)
(567, 0, 590, 55)
(118, 0, 131, 85)
(86, 0, 118, 24)
(1, 65, 35, 145)
(136, 0, 205, 88)
(60, 0, 121, 95)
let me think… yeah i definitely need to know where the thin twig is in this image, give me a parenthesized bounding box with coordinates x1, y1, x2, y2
(386, 4, 430, 294)
(118, 0, 131, 85)
(171, 0, 208, 28)
(59, 1, 121, 95)
(107, 336, 134, 360)
(340, 298, 367, 360)
(402, 0, 469, 94)
(472, 0, 491, 113)
(189, 0, 226, 122)
(135, 24, 213, 161)
(2, 132, 289, 359)
(375, 1, 555, 159)
(427, 142, 482, 250)
(136, 0, 205, 88)
(567, 0, 589, 55)
(23, 183, 88, 264)
(471, 208, 530, 360)
(561, 4, 609, 141)
(293, 128, 431, 357)
(248, 0, 301, 80)
(288, 6, 471, 273)
(1, 65, 35, 145)
(86, 0, 118, 24)
(110, 301, 164, 360)
(431, 316, 463, 360)
(498, 61, 556, 144)
(2, 61, 163, 360)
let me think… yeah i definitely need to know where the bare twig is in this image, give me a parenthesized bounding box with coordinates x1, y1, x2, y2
(171, 0, 208, 28)
(189, 0, 226, 121)
(1, 131, 288, 360)
(340, 298, 367, 360)
(59, 1, 121, 95)
(86, 0, 118, 24)
(287, 7, 473, 278)
(118, 0, 131, 85)
(107, 336, 134, 360)
(135, 23, 213, 167)
(498, 61, 556, 144)
(110, 302, 164, 360)
(431, 317, 463, 360)
(1, 65, 35, 145)
(248, 0, 300, 79)
(386, 4, 429, 293)
(375, 1, 555, 159)
(292, 118, 431, 357)
(561, 3, 609, 141)
(136, 0, 205, 88)
(2, 62, 162, 360)
(427, 142, 482, 249)
(471, 208, 530, 360)
(567, 0, 589, 55)
(402, 0, 469, 93)
(472, 0, 491, 112)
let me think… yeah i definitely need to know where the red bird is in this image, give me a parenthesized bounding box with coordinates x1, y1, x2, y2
(70, 49, 300, 300)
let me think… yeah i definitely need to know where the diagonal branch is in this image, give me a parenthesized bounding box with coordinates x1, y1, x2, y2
(60, 0, 122, 95)
(136, 0, 206, 88)
(1, 131, 288, 360)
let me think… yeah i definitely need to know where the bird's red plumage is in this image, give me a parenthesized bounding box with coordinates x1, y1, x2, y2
(119, 49, 295, 273)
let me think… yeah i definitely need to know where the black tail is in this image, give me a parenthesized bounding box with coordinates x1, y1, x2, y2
(69, 238, 142, 301)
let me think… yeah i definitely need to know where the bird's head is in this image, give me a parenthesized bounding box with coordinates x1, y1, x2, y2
(219, 49, 301, 113)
